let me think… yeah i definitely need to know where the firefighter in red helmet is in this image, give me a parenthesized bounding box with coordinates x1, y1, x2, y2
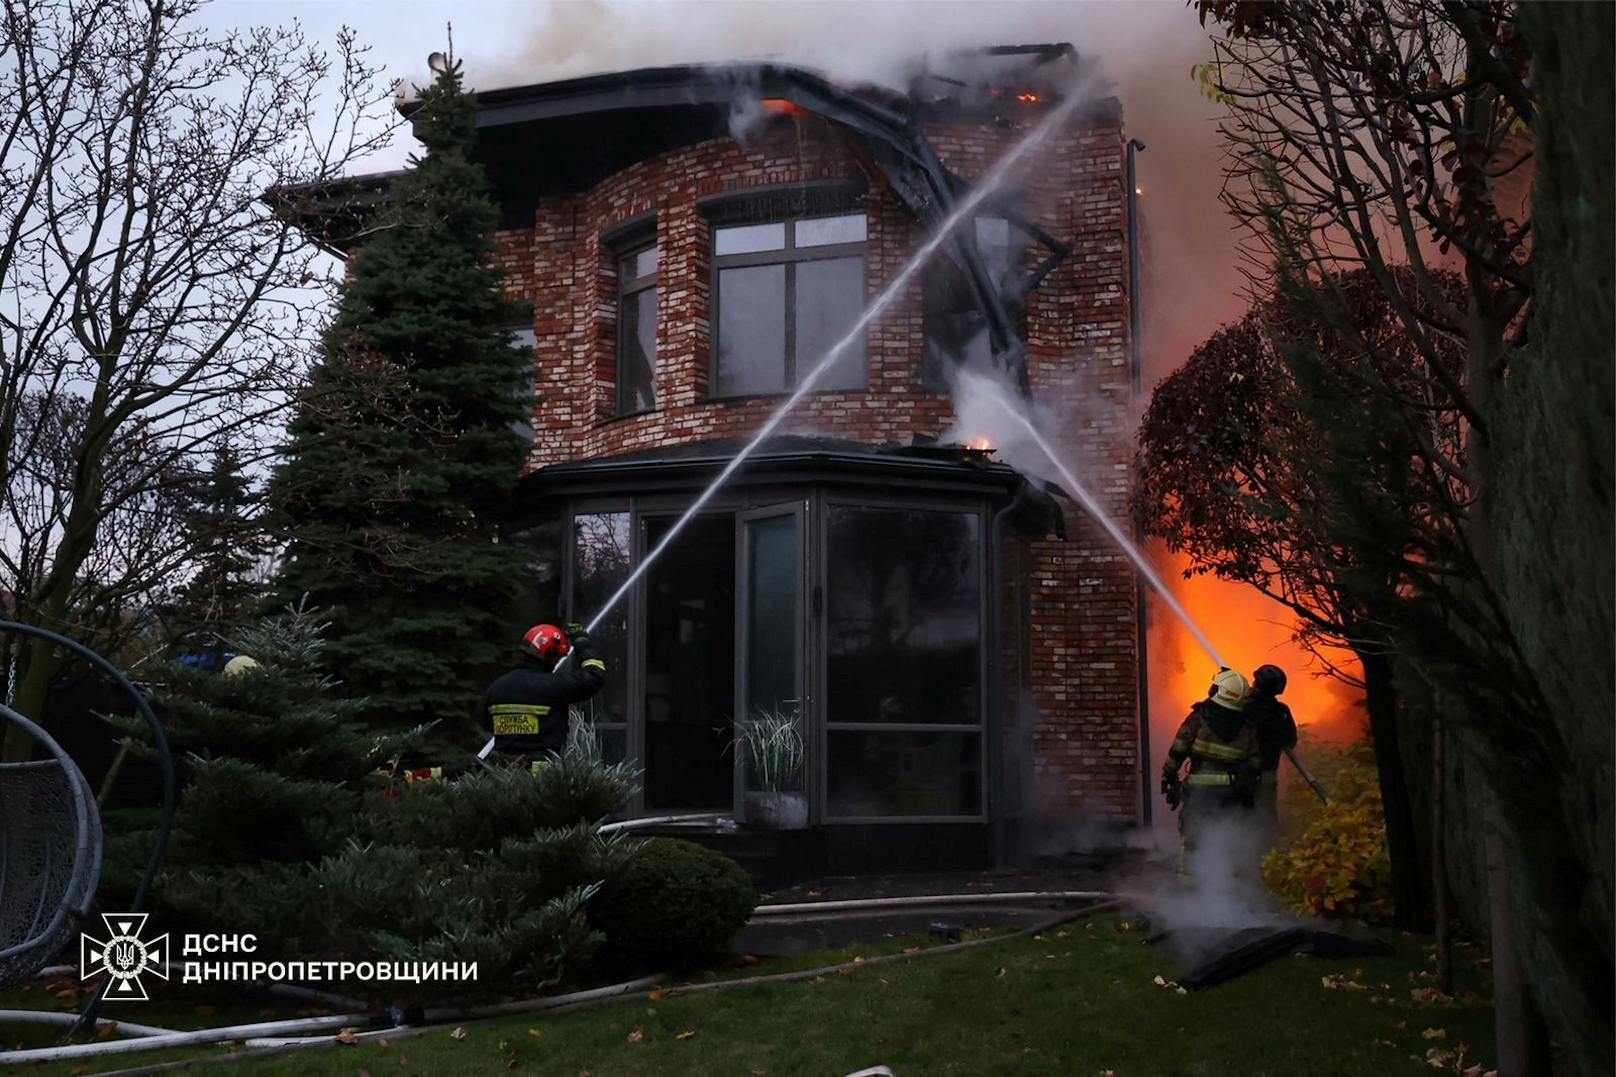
(481, 622, 607, 767)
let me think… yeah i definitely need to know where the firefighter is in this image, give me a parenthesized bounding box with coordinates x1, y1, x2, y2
(1245, 663, 1298, 849)
(1159, 667, 1261, 883)
(482, 622, 607, 772)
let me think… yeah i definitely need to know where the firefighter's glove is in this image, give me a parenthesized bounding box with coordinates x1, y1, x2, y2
(1160, 778, 1182, 811)
(565, 622, 590, 647)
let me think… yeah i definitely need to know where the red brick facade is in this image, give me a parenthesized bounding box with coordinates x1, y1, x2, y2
(490, 102, 1143, 825)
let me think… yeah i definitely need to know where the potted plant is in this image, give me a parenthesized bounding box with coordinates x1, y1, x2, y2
(738, 705, 807, 830)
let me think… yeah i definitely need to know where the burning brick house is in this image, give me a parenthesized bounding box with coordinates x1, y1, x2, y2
(289, 45, 1147, 875)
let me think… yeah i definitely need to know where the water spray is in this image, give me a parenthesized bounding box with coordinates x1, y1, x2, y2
(975, 388, 1225, 667)
(972, 386, 1332, 804)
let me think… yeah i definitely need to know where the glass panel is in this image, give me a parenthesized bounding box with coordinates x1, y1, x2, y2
(717, 265, 786, 395)
(571, 512, 631, 725)
(508, 327, 538, 438)
(795, 256, 865, 391)
(975, 216, 1013, 284)
(505, 518, 563, 684)
(745, 514, 798, 717)
(827, 731, 981, 817)
(619, 285, 657, 414)
(644, 514, 736, 811)
(826, 508, 980, 724)
(715, 222, 786, 255)
(796, 213, 867, 248)
(621, 245, 658, 281)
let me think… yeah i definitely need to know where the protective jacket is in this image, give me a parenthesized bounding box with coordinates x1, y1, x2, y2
(1245, 695, 1298, 780)
(1161, 699, 1261, 803)
(483, 640, 607, 757)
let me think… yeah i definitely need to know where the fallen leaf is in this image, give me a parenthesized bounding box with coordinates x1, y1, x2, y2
(739, 954, 761, 966)
(528, 1028, 543, 1038)
(902, 947, 921, 955)
(648, 990, 663, 1002)
(996, 967, 1008, 978)
(628, 1029, 644, 1044)
(675, 1030, 696, 1041)
(336, 1028, 360, 1046)
(450, 1026, 467, 1040)
(359, 1071, 372, 1077)
(69, 1067, 91, 1076)
(399, 1053, 409, 1067)
(1422, 1028, 1447, 1040)
(1154, 975, 1167, 986)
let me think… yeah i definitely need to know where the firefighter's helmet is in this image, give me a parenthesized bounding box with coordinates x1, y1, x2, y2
(1253, 664, 1287, 697)
(522, 624, 570, 662)
(1209, 667, 1250, 709)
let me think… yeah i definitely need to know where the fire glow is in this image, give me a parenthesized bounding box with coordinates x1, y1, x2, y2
(1147, 545, 1365, 746)
(761, 98, 809, 118)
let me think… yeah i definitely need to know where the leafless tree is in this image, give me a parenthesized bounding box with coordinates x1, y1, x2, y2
(0, 0, 396, 735)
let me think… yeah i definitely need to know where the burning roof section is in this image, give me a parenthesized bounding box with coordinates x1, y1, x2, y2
(271, 45, 1100, 389)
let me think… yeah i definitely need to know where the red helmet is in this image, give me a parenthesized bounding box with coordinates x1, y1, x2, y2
(522, 624, 570, 662)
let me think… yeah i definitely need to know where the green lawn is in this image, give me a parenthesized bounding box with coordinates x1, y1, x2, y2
(6, 919, 1496, 1076)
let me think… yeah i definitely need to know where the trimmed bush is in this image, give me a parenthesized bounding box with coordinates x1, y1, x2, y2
(1262, 738, 1392, 921)
(593, 838, 757, 969)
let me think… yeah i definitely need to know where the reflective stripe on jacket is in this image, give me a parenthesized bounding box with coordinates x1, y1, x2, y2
(1161, 700, 1261, 795)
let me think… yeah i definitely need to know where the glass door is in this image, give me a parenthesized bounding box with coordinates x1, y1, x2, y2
(641, 513, 737, 812)
(734, 503, 807, 814)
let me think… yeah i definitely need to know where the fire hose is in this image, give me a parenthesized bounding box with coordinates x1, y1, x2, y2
(1284, 746, 1331, 805)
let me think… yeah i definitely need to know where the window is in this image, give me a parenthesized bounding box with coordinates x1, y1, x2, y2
(922, 216, 1021, 391)
(570, 511, 631, 764)
(825, 506, 983, 817)
(713, 213, 867, 397)
(507, 321, 538, 440)
(617, 243, 658, 415)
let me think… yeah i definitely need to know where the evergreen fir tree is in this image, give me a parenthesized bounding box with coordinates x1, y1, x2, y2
(268, 52, 532, 739)
(164, 443, 269, 660)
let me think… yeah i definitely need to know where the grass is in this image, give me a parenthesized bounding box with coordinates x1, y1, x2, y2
(4, 917, 1495, 1076)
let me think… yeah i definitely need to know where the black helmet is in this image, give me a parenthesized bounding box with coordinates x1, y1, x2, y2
(1253, 664, 1287, 696)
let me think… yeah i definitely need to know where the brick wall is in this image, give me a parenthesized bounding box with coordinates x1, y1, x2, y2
(491, 101, 1143, 823)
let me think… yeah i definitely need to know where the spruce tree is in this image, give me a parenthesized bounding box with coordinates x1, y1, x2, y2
(164, 443, 269, 660)
(269, 54, 532, 740)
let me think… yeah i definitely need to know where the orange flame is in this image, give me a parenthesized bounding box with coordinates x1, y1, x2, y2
(762, 98, 809, 118)
(1146, 544, 1364, 746)
(1017, 92, 1041, 104)
(970, 437, 993, 452)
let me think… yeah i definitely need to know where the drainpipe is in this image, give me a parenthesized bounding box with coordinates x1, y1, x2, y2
(1125, 138, 1152, 827)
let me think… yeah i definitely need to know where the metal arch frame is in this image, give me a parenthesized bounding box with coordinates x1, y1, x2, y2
(747, 64, 1074, 394)
(0, 621, 175, 1040)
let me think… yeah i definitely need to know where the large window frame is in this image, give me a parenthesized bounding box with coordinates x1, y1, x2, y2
(560, 485, 991, 825)
(816, 495, 990, 823)
(708, 204, 869, 398)
(613, 233, 659, 417)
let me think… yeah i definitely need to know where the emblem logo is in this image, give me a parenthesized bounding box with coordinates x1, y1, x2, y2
(80, 913, 169, 1001)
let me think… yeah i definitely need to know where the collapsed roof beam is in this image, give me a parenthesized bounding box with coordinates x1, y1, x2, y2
(754, 65, 1072, 393)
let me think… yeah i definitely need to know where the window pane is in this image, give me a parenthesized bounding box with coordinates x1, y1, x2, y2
(746, 514, 797, 717)
(715, 222, 786, 255)
(644, 514, 735, 811)
(571, 512, 630, 725)
(975, 215, 1013, 284)
(796, 213, 867, 248)
(795, 256, 865, 390)
(826, 508, 980, 724)
(827, 731, 981, 817)
(507, 327, 539, 438)
(621, 245, 658, 281)
(717, 265, 786, 395)
(619, 285, 657, 414)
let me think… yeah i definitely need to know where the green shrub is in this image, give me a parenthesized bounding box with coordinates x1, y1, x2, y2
(592, 838, 757, 969)
(1262, 737, 1392, 921)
